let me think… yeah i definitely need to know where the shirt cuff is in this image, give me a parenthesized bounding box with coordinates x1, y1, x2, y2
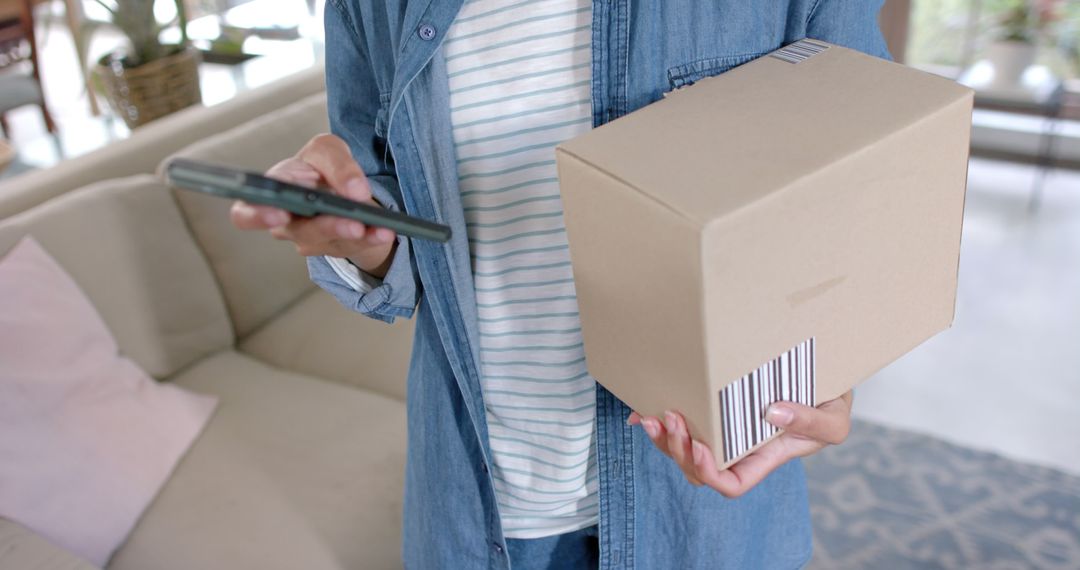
(323, 256, 382, 294)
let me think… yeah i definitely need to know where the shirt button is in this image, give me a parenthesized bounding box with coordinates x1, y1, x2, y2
(611, 460, 621, 479)
(481, 461, 489, 473)
(418, 23, 437, 41)
(612, 550, 622, 564)
(493, 542, 504, 554)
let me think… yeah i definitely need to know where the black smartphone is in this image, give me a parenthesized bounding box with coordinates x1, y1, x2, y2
(165, 158, 452, 243)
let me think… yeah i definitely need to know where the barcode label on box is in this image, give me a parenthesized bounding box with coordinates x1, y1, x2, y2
(769, 39, 829, 64)
(718, 337, 816, 463)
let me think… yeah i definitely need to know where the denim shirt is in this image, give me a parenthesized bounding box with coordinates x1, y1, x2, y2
(309, 1, 889, 568)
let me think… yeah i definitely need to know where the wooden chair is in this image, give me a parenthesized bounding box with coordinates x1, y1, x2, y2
(0, 0, 56, 136)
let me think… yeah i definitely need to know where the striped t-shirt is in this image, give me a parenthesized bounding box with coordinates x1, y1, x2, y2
(446, 0, 596, 539)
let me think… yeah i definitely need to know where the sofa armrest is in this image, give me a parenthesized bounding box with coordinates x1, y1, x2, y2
(0, 519, 99, 570)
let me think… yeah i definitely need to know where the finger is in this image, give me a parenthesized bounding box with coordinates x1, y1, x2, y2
(627, 411, 642, 426)
(638, 416, 669, 456)
(325, 219, 394, 245)
(662, 412, 693, 469)
(273, 229, 337, 257)
(231, 200, 290, 230)
(640, 415, 704, 485)
(766, 394, 852, 445)
(689, 440, 740, 497)
(663, 412, 703, 486)
(278, 215, 364, 246)
(297, 134, 373, 202)
(691, 435, 790, 498)
(266, 157, 322, 188)
(332, 219, 397, 245)
(368, 226, 397, 245)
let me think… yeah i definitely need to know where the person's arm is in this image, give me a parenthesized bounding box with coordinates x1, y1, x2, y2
(307, 0, 421, 323)
(633, 3, 887, 496)
(231, 3, 421, 324)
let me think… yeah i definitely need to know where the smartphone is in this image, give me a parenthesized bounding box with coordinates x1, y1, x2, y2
(165, 158, 452, 243)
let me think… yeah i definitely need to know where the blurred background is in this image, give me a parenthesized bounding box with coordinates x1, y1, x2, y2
(0, 0, 1075, 568)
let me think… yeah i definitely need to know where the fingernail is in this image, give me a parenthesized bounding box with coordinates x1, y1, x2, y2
(767, 404, 794, 427)
(692, 440, 705, 464)
(642, 418, 660, 439)
(663, 411, 678, 433)
(349, 223, 365, 239)
(626, 412, 640, 426)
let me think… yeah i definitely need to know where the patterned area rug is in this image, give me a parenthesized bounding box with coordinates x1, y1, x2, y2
(803, 420, 1080, 569)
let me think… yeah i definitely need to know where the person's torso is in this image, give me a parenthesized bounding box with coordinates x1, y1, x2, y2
(327, 1, 887, 567)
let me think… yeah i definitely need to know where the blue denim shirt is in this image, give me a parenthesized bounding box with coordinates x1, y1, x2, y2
(309, 1, 889, 568)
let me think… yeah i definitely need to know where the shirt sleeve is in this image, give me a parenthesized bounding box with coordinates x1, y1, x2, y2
(323, 256, 382, 294)
(307, 230, 419, 324)
(307, 0, 423, 323)
(806, 0, 892, 61)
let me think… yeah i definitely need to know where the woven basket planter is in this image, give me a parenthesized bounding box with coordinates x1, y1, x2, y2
(95, 47, 202, 129)
(0, 138, 14, 174)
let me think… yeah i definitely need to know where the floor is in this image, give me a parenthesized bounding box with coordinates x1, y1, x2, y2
(853, 158, 1080, 476)
(1, 1, 322, 174)
(805, 420, 1080, 569)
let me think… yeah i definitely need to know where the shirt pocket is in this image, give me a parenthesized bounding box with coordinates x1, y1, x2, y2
(665, 51, 768, 91)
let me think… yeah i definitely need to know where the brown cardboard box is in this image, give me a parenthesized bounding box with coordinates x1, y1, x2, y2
(555, 40, 973, 469)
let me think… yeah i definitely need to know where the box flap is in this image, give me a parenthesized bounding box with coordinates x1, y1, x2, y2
(556, 42, 973, 226)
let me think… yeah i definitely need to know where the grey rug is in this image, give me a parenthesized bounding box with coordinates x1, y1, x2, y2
(803, 420, 1080, 569)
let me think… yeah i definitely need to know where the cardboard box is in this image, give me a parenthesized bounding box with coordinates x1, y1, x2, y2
(555, 40, 973, 469)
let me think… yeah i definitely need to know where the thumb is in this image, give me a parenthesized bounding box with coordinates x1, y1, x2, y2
(765, 398, 851, 445)
(297, 134, 373, 203)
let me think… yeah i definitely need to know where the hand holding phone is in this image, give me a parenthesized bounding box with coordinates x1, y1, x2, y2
(167, 158, 451, 242)
(180, 135, 447, 279)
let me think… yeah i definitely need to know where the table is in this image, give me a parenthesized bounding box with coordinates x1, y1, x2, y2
(959, 62, 1067, 210)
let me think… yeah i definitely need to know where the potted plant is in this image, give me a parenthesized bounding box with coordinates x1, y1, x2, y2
(984, 0, 1039, 88)
(1055, 2, 1079, 77)
(92, 0, 201, 129)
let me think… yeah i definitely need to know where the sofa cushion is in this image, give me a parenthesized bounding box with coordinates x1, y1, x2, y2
(0, 175, 232, 379)
(165, 93, 330, 339)
(107, 350, 406, 570)
(0, 518, 98, 570)
(239, 288, 414, 402)
(0, 66, 326, 220)
(0, 237, 218, 568)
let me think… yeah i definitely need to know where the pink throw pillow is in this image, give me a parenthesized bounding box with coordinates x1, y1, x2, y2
(0, 237, 218, 567)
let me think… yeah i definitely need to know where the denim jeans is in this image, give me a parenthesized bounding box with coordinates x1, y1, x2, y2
(507, 525, 600, 570)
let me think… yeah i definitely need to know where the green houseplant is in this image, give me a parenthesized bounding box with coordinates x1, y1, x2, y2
(996, 0, 1036, 43)
(93, 0, 202, 129)
(1057, 2, 1080, 77)
(984, 0, 1039, 88)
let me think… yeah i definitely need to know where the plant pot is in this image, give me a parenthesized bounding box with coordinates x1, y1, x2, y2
(95, 47, 202, 129)
(985, 40, 1037, 90)
(0, 138, 14, 174)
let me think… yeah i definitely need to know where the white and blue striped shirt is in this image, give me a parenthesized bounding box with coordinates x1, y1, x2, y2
(328, 0, 596, 539)
(445, 0, 596, 539)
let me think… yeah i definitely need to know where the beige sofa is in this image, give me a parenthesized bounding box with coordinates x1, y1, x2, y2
(0, 67, 414, 570)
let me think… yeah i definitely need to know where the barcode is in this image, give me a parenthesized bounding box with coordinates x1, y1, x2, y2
(718, 337, 816, 463)
(769, 39, 829, 64)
